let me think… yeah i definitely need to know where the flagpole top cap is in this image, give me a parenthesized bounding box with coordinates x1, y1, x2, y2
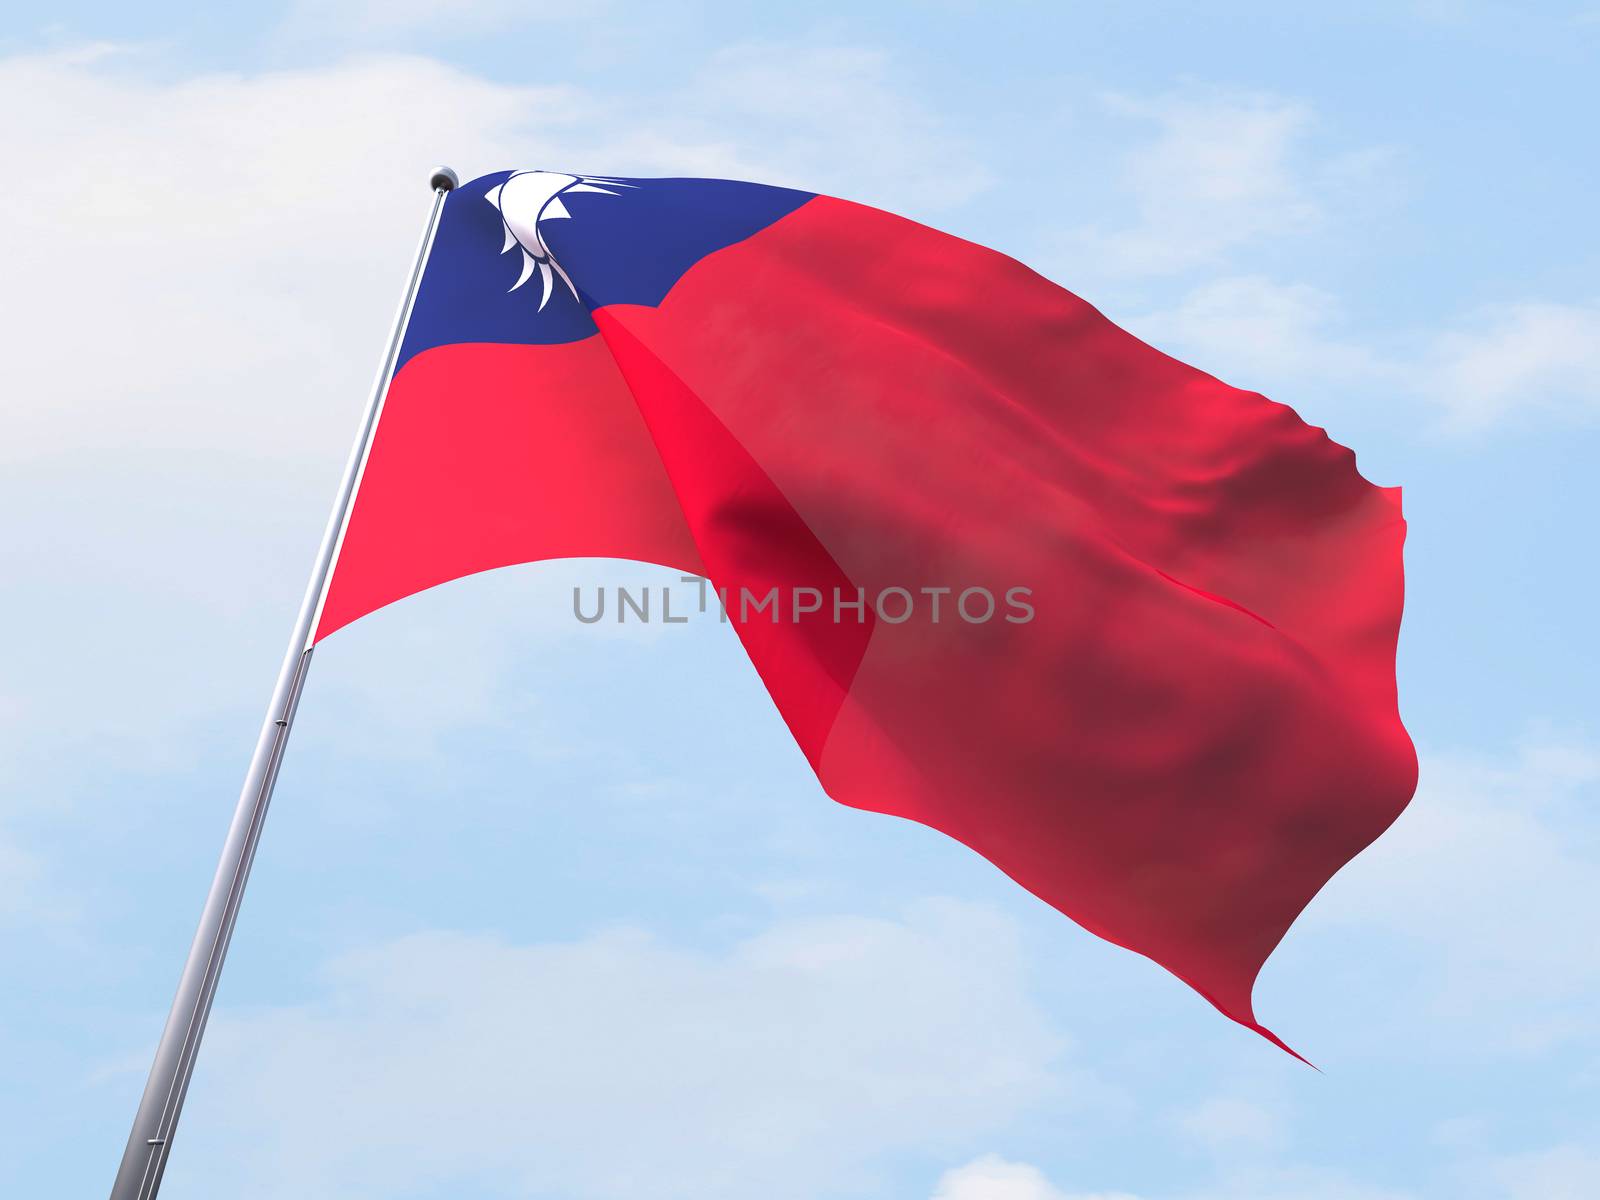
(429, 166, 460, 193)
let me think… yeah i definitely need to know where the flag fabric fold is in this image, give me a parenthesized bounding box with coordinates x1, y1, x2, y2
(314, 171, 1417, 1050)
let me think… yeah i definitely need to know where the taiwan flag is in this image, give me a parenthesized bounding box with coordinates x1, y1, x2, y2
(313, 170, 1417, 1054)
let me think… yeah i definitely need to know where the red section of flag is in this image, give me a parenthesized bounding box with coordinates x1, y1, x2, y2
(317, 195, 1416, 1051)
(314, 336, 703, 640)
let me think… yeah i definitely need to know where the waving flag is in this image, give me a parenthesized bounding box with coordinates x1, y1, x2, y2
(314, 171, 1416, 1051)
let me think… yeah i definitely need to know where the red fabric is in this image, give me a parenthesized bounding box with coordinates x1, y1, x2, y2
(318, 196, 1416, 1051)
(314, 335, 703, 637)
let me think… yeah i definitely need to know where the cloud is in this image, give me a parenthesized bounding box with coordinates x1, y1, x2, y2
(1493, 1144, 1600, 1200)
(927, 1157, 1428, 1200)
(932, 1155, 1113, 1200)
(928, 1159, 1413, 1200)
(1059, 91, 1385, 280)
(1126, 275, 1384, 391)
(2, 47, 575, 467)
(161, 901, 1065, 1199)
(1047, 88, 1595, 436)
(1188, 1169, 1415, 1200)
(1426, 300, 1600, 431)
(284, 0, 582, 38)
(1303, 735, 1600, 1053)
(656, 43, 992, 210)
(1128, 278, 1600, 436)
(1174, 1095, 1286, 1155)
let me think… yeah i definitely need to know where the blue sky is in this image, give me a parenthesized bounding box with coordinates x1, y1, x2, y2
(2, 2, 1598, 1197)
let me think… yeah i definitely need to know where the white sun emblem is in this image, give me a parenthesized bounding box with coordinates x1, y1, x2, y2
(483, 171, 636, 309)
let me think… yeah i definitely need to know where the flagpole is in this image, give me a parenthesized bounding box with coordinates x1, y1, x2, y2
(108, 166, 459, 1200)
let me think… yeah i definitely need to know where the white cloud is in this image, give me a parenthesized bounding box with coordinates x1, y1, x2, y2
(1112, 272, 1403, 453)
(1494, 1144, 1600, 1200)
(927, 1158, 1429, 1200)
(1304, 736, 1600, 1053)
(935, 1156, 1079, 1200)
(1186, 1168, 1415, 1200)
(1046, 89, 1597, 436)
(1128, 278, 1600, 436)
(1, 46, 576, 467)
(1126, 275, 1384, 392)
(656, 43, 992, 211)
(1426, 300, 1600, 431)
(1174, 1095, 1286, 1155)
(284, 0, 580, 38)
(161, 901, 1065, 1199)
(932, 1155, 1143, 1200)
(1060, 91, 1385, 280)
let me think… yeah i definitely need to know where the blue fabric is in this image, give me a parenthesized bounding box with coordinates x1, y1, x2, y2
(396, 170, 813, 373)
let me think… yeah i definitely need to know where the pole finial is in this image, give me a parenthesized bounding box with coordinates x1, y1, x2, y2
(430, 166, 460, 193)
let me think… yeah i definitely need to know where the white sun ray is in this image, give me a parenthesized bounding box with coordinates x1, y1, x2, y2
(510, 250, 538, 292)
(484, 171, 638, 310)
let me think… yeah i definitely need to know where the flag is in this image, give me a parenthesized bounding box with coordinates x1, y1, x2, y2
(313, 171, 1417, 1052)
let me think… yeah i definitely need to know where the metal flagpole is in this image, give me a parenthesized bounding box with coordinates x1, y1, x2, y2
(108, 165, 460, 1200)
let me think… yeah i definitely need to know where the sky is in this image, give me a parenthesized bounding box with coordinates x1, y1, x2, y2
(2, 2, 1598, 1197)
